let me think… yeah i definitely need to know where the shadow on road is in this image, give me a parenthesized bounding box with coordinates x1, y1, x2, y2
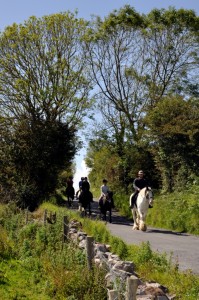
(147, 228, 189, 236)
(63, 199, 189, 235)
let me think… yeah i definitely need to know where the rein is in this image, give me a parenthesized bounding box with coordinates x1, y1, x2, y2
(145, 188, 153, 202)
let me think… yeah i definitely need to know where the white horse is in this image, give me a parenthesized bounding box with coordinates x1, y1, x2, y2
(130, 187, 153, 231)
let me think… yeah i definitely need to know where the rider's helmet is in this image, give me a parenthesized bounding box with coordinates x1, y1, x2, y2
(103, 179, 108, 183)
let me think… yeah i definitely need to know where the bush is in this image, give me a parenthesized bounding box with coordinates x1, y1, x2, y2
(0, 226, 13, 258)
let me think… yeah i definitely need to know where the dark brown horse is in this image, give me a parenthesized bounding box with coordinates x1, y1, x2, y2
(99, 191, 114, 223)
(78, 190, 93, 216)
(65, 186, 75, 207)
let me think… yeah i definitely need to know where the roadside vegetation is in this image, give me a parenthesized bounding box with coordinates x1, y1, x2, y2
(0, 201, 199, 300)
(0, 4, 199, 300)
(113, 185, 199, 236)
(0, 202, 107, 300)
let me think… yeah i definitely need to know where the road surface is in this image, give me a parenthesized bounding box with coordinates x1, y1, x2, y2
(73, 198, 199, 275)
(106, 216, 199, 275)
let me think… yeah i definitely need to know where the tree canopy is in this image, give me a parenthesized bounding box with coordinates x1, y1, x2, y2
(1, 6, 199, 206)
(0, 12, 92, 209)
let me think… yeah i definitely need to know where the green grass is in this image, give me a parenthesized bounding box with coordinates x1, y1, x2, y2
(0, 194, 199, 300)
(146, 187, 199, 235)
(56, 204, 199, 300)
(0, 204, 107, 300)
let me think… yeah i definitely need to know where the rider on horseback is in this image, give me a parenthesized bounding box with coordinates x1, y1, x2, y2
(130, 170, 152, 208)
(75, 177, 84, 198)
(65, 176, 75, 206)
(81, 177, 90, 192)
(98, 179, 115, 209)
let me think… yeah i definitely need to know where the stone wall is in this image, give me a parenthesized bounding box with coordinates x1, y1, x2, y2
(68, 219, 175, 300)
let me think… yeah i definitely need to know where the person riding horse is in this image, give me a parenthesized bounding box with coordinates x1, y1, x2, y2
(75, 177, 84, 199)
(98, 179, 115, 209)
(78, 177, 93, 215)
(98, 179, 114, 222)
(130, 170, 153, 208)
(65, 176, 75, 206)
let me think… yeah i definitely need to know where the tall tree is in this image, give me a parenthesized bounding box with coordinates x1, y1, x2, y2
(86, 6, 199, 142)
(0, 12, 93, 208)
(143, 7, 199, 104)
(85, 6, 199, 192)
(0, 12, 92, 125)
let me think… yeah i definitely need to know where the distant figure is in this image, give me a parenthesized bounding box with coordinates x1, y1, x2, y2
(81, 177, 90, 192)
(78, 177, 93, 214)
(79, 177, 84, 190)
(99, 179, 110, 200)
(66, 176, 75, 206)
(76, 177, 84, 198)
(66, 176, 74, 189)
(98, 179, 115, 208)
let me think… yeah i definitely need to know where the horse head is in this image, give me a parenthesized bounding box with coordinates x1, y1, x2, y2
(145, 187, 153, 207)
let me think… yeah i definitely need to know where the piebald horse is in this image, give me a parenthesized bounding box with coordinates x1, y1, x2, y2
(130, 187, 153, 231)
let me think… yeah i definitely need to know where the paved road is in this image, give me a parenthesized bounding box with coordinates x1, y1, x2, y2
(72, 198, 199, 275)
(106, 217, 199, 275)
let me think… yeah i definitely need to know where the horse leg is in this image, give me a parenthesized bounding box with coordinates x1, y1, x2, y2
(88, 202, 91, 216)
(132, 208, 139, 230)
(67, 196, 71, 207)
(69, 197, 72, 207)
(78, 202, 82, 211)
(101, 208, 106, 221)
(109, 208, 112, 223)
(139, 212, 147, 231)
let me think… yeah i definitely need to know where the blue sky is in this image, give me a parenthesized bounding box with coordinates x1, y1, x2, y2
(1, 0, 199, 190)
(1, 0, 199, 31)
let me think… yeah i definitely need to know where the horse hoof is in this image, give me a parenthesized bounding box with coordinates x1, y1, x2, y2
(132, 226, 138, 230)
(140, 224, 147, 231)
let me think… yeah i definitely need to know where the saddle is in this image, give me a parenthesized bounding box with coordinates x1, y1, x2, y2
(130, 192, 138, 208)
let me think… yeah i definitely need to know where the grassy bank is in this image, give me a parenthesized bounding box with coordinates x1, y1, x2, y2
(0, 201, 199, 299)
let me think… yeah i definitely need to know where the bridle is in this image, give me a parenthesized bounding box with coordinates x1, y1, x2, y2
(145, 187, 153, 203)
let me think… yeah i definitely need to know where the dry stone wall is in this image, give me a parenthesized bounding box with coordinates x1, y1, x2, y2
(68, 219, 175, 300)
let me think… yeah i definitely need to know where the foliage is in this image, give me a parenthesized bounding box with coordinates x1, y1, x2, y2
(0, 12, 92, 125)
(85, 6, 199, 195)
(1, 200, 199, 300)
(0, 225, 13, 258)
(0, 205, 107, 300)
(86, 135, 159, 198)
(145, 96, 199, 191)
(12, 119, 77, 210)
(0, 12, 92, 209)
(147, 186, 199, 234)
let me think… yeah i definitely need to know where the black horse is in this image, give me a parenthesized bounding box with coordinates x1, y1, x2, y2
(78, 190, 93, 216)
(65, 186, 75, 207)
(99, 191, 114, 223)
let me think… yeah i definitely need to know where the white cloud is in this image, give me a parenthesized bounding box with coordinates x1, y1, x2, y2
(73, 159, 90, 192)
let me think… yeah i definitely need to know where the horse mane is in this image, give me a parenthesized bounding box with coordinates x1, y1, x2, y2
(139, 186, 152, 197)
(139, 187, 147, 197)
